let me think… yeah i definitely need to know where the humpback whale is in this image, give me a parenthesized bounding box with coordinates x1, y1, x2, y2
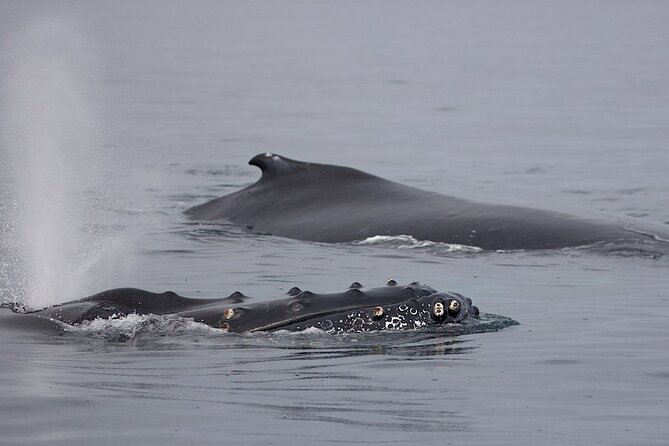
(185, 153, 659, 251)
(20, 282, 480, 334)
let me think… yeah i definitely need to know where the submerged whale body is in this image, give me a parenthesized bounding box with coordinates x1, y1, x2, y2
(185, 153, 657, 251)
(21, 282, 479, 334)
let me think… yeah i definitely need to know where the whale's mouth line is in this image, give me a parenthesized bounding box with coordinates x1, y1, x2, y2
(247, 309, 364, 333)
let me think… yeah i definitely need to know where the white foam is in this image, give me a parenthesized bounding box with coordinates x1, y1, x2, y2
(273, 326, 326, 336)
(74, 313, 223, 339)
(355, 235, 482, 252)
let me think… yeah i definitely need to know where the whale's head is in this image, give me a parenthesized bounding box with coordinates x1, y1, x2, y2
(216, 283, 480, 334)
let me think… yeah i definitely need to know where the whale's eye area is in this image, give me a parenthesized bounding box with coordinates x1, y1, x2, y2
(433, 302, 445, 317)
(448, 299, 460, 315)
(223, 308, 235, 320)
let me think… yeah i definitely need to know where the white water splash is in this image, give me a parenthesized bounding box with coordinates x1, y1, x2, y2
(355, 235, 483, 253)
(74, 314, 223, 340)
(0, 17, 129, 308)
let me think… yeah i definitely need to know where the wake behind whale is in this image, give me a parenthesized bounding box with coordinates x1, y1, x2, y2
(186, 153, 667, 252)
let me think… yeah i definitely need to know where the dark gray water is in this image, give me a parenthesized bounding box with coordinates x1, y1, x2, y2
(1, 1, 668, 445)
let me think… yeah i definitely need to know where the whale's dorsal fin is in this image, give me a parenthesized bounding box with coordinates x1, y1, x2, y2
(249, 153, 307, 179)
(248, 152, 382, 185)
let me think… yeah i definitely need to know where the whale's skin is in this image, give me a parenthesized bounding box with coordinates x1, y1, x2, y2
(23, 282, 479, 333)
(184, 153, 653, 251)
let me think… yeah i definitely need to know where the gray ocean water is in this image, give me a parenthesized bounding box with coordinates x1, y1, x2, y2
(1, 1, 668, 445)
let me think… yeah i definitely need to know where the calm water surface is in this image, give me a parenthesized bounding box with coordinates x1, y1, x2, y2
(1, 1, 668, 445)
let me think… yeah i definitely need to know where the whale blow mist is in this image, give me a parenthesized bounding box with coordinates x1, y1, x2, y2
(0, 17, 126, 309)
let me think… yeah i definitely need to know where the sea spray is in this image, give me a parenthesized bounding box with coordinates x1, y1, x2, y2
(0, 17, 130, 309)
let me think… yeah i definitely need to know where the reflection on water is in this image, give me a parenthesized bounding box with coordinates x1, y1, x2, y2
(1, 305, 491, 436)
(5, 308, 516, 358)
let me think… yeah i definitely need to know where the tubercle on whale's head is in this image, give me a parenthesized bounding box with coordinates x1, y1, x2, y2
(287, 287, 302, 296)
(428, 292, 478, 323)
